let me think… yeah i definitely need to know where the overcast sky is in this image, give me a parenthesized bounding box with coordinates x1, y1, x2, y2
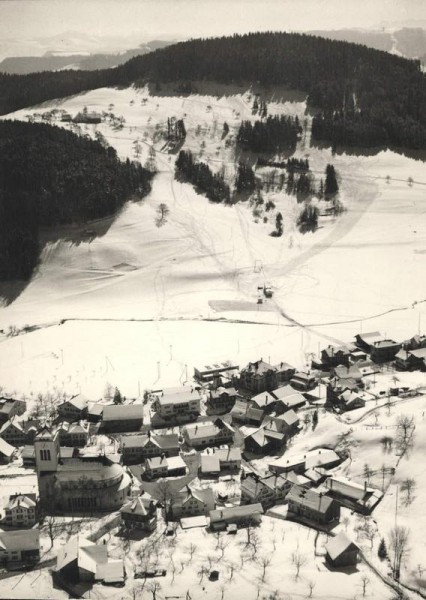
(0, 0, 424, 58)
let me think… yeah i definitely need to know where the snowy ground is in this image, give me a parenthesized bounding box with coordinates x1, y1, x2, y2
(0, 84, 425, 598)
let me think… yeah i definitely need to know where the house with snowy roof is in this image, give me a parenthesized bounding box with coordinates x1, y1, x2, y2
(170, 486, 215, 520)
(230, 400, 264, 426)
(209, 503, 263, 530)
(287, 485, 340, 525)
(58, 422, 89, 447)
(0, 397, 26, 425)
(325, 532, 359, 567)
(0, 418, 26, 447)
(4, 494, 37, 527)
(0, 529, 40, 566)
(55, 535, 124, 585)
(144, 454, 187, 479)
(182, 418, 234, 449)
(120, 431, 180, 464)
(0, 437, 16, 463)
(120, 492, 157, 532)
(57, 394, 88, 423)
(239, 359, 294, 393)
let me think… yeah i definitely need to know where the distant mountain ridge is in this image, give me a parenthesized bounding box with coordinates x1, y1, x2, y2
(0, 40, 173, 74)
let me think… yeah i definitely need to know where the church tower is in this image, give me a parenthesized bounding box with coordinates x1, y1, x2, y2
(34, 427, 60, 512)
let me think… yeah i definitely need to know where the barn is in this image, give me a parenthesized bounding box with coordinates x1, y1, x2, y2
(325, 532, 359, 568)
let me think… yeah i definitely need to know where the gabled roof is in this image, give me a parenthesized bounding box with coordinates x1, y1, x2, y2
(174, 486, 214, 508)
(62, 394, 88, 411)
(322, 345, 350, 358)
(0, 529, 39, 552)
(120, 493, 156, 516)
(200, 454, 221, 473)
(213, 447, 241, 462)
(210, 503, 263, 522)
(5, 494, 36, 510)
(121, 433, 179, 450)
(183, 419, 233, 441)
(287, 485, 335, 514)
(0, 419, 24, 434)
(0, 437, 15, 457)
(409, 347, 426, 359)
(333, 365, 363, 381)
(242, 360, 274, 375)
(103, 403, 143, 421)
(325, 532, 358, 560)
(250, 391, 276, 409)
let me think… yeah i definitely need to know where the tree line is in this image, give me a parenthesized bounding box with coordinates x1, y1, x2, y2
(175, 150, 231, 203)
(0, 32, 424, 152)
(236, 115, 302, 154)
(0, 120, 152, 281)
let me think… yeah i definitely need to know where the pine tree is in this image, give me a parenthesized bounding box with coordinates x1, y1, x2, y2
(113, 387, 123, 405)
(312, 409, 318, 428)
(378, 538, 387, 560)
(325, 164, 339, 197)
(275, 212, 283, 236)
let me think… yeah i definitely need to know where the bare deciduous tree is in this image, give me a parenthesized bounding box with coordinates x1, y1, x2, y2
(389, 526, 410, 580)
(259, 554, 272, 582)
(307, 580, 316, 598)
(400, 478, 416, 505)
(361, 575, 370, 597)
(291, 550, 307, 580)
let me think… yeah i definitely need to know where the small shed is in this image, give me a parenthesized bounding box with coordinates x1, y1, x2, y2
(325, 532, 359, 568)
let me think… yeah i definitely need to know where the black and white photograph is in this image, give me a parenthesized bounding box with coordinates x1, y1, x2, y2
(0, 0, 425, 598)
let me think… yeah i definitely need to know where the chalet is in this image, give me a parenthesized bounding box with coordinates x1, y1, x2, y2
(287, 485, 340, 525)
(331, 364, 363, 385)
(241, 473, 291, 508)
(395, 349, 411, 371)
(325, 532, 359, 568)
(214, 447, 241, 470)
(370, 339, 401, 363)
(0, 419, 26, 447)
(144, 454, 187, 479)
(269, 448, 342, 474)
(194, 362, 239, 383)
(271, 386, 306, 411)
(73, 111, 102, 124)
(102, 403, 143, 433)
(55, 535, 124, 585)
(170, 486, 215, 519)
(0, 398, 26, 425)
(244, 426, 285, 454)
(87, 402, 104, 423)
(0, 437, 15, 463)
(230, 400, 264, 426)
(4, 494, 37, 527)
(265, 410, 300, 435)
(22, 419, 39, 443)
(57, 394, 88, 423)
(209, 503, 263, 531)
(208, 387, 238, 413)
(250, 391, 277, 413)
(200, 454, 221, 476)
(325, 476, 383, 514)
(321, 345, 351, 368)
(290, 372, 317, 392)
(355, 331, 385, 352)
(153, 388, 201, 421)
(120, 492, 157, 532)
(338, 390, 366, 412)
(58, 422, 89, 447)
(0, 530, 40, 566)
(182, 419, 234, 449)
(406, 334, 426, 351)
(405, 348, 426, 371)
(120, 432, 180, 464)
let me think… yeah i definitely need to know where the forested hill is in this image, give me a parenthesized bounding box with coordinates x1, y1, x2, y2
(0, 32, 425, 150)
(0, 121, 151, 281)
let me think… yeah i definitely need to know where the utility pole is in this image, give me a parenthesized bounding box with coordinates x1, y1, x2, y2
(157, 361, 161, 380)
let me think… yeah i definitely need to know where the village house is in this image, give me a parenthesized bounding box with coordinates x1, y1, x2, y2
(200, 454, 221, 477)
(170, 486, 215, 519)
(290, 371, 317, 392)
(207, 387, 238, 413)
(55, 535, 124, 585)
(0, 418, 26, 447)
(87, 402, 104, 423)
(239, 360, 295, 393)
(241, 472, 292, 508)
(120, 492, 157, 532)
(244, 425, 286, 455)
(355, 331, 385, 353)
(269, 448, 342, 475)
(0, 530, 40, 567)
(0, 397, 26, 425)
(320, 345, 351, 368)
(194, 362, 239, 384)
(57, 394, 88, 423)
(250, 391, 277, 413)
(144, 454, 187, 479)
(58, 422, 89, 447)
(199, 447, 241, 476)
(324, 476, 383, 514)
(0, 437, 16, 463)
(271, 385, 306, 411)
(152, 388, 201, 422)
(182, 418, 234, 449)
(287, 485, 340, 525)
(370, 339, 401, 363)
(405, 334, 426, 351)
(4, 494, 37, 527)
(209, 503, 263, 531)
(120, 432, 180, 465)
(35, 427, 131, 513)
(265, 410, 300, 435)
(338, 390, 366, 412)
(325, 532, 359, 568)
(101, 403, 143, 433)
(230, 400, 264, 426)
(396, 347, 426, 371)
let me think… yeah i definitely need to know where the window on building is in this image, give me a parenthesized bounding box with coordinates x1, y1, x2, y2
(40, 449, 51, 461)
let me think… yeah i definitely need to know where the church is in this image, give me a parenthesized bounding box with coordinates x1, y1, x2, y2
(34, 427, 131, 513)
